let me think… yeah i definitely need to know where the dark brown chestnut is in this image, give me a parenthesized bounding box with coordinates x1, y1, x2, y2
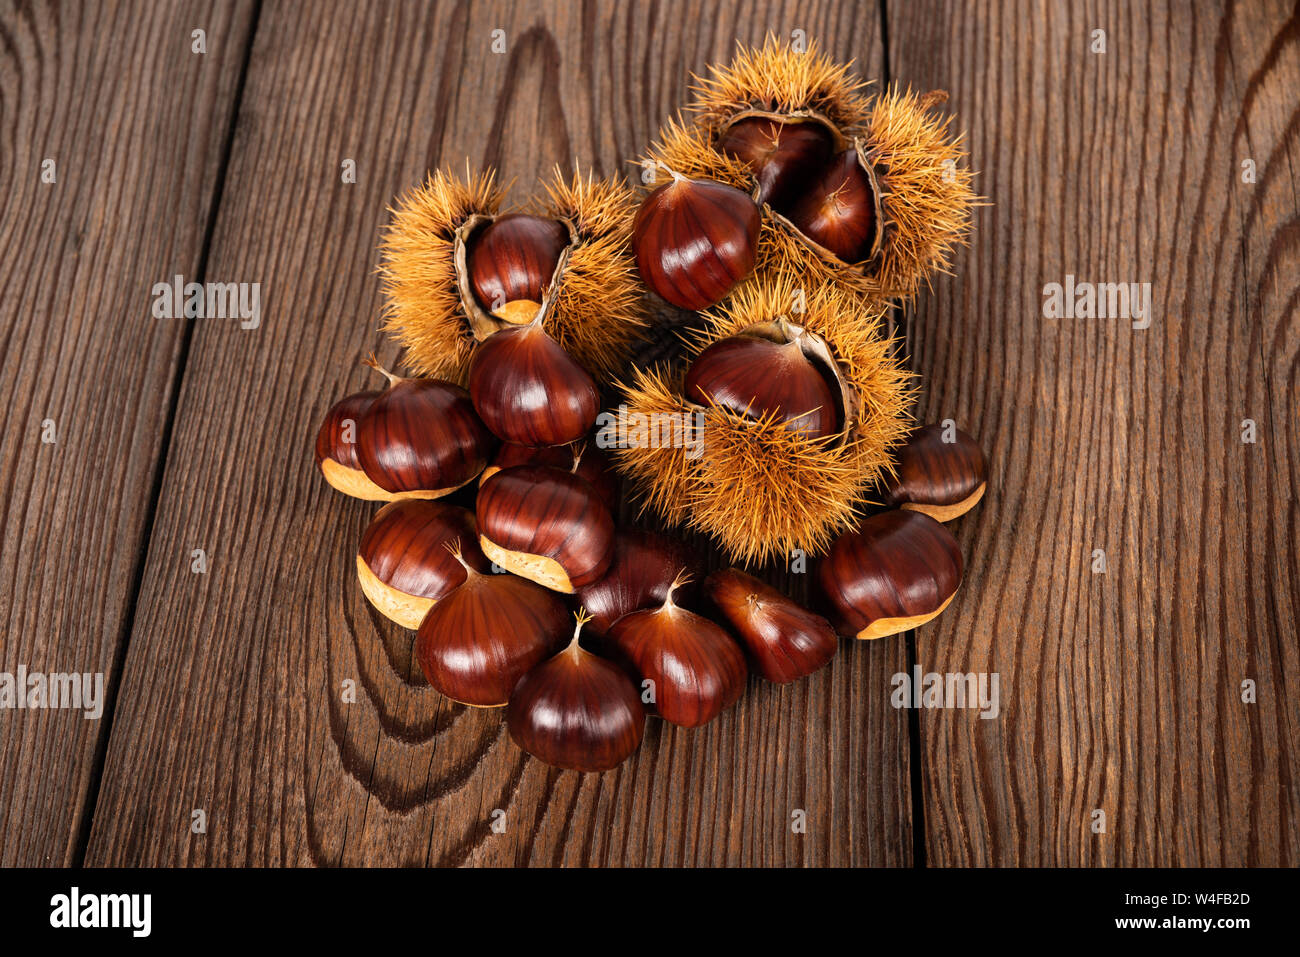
(507, 612, 646, 772)
(716, 116, 834, 210)
(704, 568, 837, 683)
(479, 441, 618, 513)
(786, 149, 877, 264)
(356, 500, 488, 629)
(415, 549, 569, 707)
(632, 174, 760, 310)
(576, 530, 698, 635)
(356, 359, 495, 498)
(818, 510, 963, 640)
(605, 576, 747, 727)
(476, 463, 615, 593)
(467, 316, 600, 447)
(880, 423, 987, 521)
(685, 333, 840, 438)
(315, 391, 388, 499)
(466, 213, 570, 324)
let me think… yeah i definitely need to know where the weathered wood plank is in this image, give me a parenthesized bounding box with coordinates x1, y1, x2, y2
(0, 0, 255, 865)
(889, 0, 1300, 865)
(86, 0, 908, 866)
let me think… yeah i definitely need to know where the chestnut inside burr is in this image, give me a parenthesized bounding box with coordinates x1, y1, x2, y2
(465, 213, 570, 323)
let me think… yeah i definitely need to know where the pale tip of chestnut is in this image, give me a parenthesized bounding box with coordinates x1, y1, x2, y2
(900, 482, 987, 523)
(318, 458, 396, 501)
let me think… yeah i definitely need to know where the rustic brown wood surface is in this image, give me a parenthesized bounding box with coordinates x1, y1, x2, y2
(0, 0, 256, 866)
(0, 0, 1294, 867)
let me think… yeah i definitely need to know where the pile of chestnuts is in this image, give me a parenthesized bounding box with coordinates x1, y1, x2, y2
(313, 36, 990, 774)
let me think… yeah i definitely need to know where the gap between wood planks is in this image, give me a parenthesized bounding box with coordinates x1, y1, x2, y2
(70, 0, 267, 867)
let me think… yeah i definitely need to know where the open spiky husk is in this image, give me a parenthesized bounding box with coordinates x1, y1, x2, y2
(379, 168, 504, 383)
(380, 167, 646, 385)
(646, 37, 978, 304)
(860, 86, 977, 299)
(689, 34, 871, 133)
(613, 278, 914, 564)
(532, 170, 649, 381)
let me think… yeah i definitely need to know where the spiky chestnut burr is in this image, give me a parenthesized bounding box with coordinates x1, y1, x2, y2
(612, 275, 913, 564)
(379, 167, 647, 385)
(645, 35, 977, 303)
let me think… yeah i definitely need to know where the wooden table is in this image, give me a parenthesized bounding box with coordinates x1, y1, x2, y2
(1, 0, 1296, 867)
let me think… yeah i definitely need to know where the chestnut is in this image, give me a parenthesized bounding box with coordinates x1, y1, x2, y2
(818, 510, 963, 640)
(880, 423, 987, 521)
(356, 359, 495, 499)
(466, 213, 569, 325)
(605, 576, 747, 727)
(684, 331, 840, 438)
(356, 500, 488, 629)
(479, 441, 618, 513)
(632, 173, 760, 310)
(716, 115, 834, 210)
(786, 149, 877, 264)
(314, 390, 390, 500)
(704, 568, 837, 683)
(575, 530, 699, 635)
(476, 463, 615, 593)
(507, 612, 646, 772)
(415, 549, 569, 707)
(468, 316, 600, 447)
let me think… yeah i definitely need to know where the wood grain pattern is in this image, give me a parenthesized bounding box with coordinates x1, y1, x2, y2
(83, 0, 907, 866)
(889, 0, 1300, 865)
(0, 0, 255, 866)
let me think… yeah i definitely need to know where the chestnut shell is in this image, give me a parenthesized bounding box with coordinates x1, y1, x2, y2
(466, 213, 569, 314)
(705, 568, 837, 683)
(468, 324, 600, 447)
(314, 391, 378, 470)
(356, 377, 494, 495)
(632, 177, 760, 310)
(881, 423, 988, 520)
(576, 530, 698, 635)
(359, 501, 486, 601)
(717, 116, 835, 210)
(605, 602, 747, 727)
(476, 464, 615, 591)
(415, 571, 568, 707)
(786, 149, 877, 264)
(507, 642, 645, 772)
(685, 335, 840, 438)
(818, 510, 963, 639)
(482, 441, 618, 513)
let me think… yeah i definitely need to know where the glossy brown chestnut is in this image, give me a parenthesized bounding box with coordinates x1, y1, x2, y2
(632, 174, 760, 310)
(477, 464, 615, 593)
(685, 334, 840, 438)
(467, 317, 600, 447)
(466, 213, 570, 323)
(315, 391, 389, 499)
(507, 613, 646, 772)
(704, 568, 837, 683)
(479, 441, 618, 513)
(605, 577, 747, 727)
(576, 530, 698, 635)
(818, 510, 963, 640)
(415, 551, 569, 707)
(786, 149, 877, 264)
(356, 500, 488, 629)
(356, 360, 495, 498)
(716, 116, 834, 210)
(880, 423, 987, 521)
